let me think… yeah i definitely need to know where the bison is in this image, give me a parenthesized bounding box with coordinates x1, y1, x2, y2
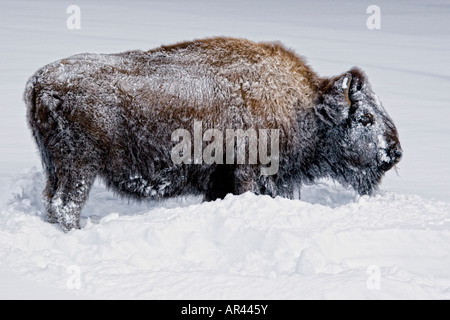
(24, 37, 402, 231)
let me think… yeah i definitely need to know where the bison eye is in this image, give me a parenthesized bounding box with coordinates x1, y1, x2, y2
(359, 113, 374, 126)
(356, 82, 363, 92)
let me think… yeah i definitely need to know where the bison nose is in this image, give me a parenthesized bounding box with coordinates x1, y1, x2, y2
(390, 147, 402, 165)
(393, 149, 403, 162)
(380, 147, 402, 171)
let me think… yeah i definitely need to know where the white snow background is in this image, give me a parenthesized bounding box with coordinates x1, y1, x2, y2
(1, 0, 450, 299)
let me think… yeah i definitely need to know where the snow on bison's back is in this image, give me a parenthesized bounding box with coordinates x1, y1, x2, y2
(24, 37, 402, 231)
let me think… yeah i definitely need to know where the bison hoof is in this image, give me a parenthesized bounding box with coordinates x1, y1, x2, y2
(46, 215, 58, 224)
(59, 220, 81, 232)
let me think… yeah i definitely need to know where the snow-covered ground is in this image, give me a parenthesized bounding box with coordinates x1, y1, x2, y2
(1, 0, 449, 299)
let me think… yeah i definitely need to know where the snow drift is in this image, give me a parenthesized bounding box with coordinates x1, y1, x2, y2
(1, 168, 449, 299)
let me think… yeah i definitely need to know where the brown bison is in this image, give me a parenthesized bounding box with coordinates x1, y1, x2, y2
(24, 37, 402, 231)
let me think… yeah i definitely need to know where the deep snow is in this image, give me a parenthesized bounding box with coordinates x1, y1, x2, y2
(2, 168, 450, 299)
(1, 0, 450, 299)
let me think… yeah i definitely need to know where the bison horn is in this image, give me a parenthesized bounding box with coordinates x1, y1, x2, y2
(343, 72, 352, 106)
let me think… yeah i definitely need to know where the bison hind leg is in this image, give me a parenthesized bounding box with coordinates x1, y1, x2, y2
(47, 166, 97, 232)
(43, 169, 58, 224)
(38, 145, 59, 224)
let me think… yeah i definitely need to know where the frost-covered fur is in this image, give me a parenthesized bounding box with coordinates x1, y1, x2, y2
(24, 37, 402, 231)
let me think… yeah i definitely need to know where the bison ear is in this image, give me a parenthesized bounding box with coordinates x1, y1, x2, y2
(346, 67, 367, 98)
(314, 68, 364, 125)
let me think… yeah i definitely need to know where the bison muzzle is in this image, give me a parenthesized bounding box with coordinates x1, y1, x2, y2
(24, 37, 402, 231)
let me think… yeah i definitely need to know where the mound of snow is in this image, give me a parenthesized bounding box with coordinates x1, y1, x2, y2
(0, 168, 449, 299)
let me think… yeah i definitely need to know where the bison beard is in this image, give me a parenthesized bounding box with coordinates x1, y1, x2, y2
(24, 37, 402, 232)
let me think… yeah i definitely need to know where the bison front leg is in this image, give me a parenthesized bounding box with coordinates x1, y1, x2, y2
(204, 165, 259, 201)
(47, 167, 96, 232)
(204, 165, 236, 201)
(233, 165, 259, 195)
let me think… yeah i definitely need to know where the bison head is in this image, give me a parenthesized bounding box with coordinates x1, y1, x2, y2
(314, 67, 402, 195)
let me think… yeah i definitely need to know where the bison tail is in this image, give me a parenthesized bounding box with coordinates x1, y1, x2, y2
(24, 75, 41, 146)
(24, 75, 37, 123)
(24, 75, 57, 180)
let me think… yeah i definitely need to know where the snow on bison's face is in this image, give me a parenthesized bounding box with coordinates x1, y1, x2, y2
(315, 67, 402, 195)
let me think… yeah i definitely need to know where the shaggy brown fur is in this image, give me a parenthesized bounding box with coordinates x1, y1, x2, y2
(24, 37, 402, 231)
